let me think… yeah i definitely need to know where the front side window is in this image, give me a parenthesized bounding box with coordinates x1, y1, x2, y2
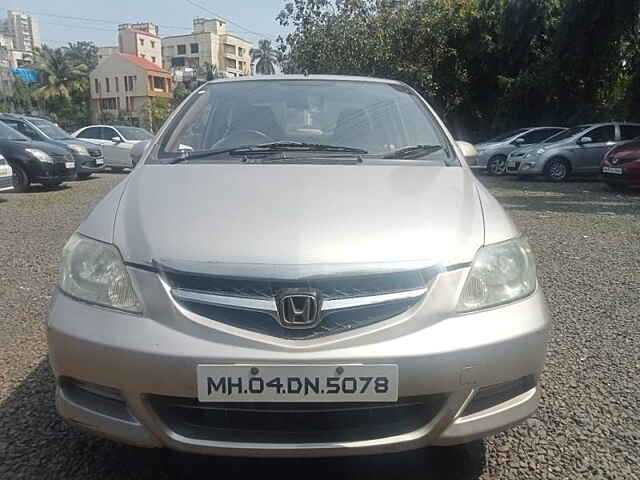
(519, 128, 564, 145)
(116, 126, 153, 141)
(620, 125, 640, 141)
(585, 125, 615, 143)
(0, 121, 29, 141)
(29, 118, 70, 139)
(156, 80, 453, 164)
(76, 127, 101, 139)
(544, 125, 591, 143)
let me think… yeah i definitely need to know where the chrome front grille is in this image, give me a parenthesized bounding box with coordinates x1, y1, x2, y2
(163, 267, 438, 339)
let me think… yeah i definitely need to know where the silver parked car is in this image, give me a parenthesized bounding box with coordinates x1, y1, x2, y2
(48, 76, 550, 457)
(0, 153, 12, 191)
(474, 127, 566, 176)
(71, 125, 153, 171)
(507, 122, 640, 181)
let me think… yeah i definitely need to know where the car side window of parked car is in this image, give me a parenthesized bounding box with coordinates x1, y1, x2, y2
(583, 125, 615, 143)
(100, 127, 120, 142)
(619, 125, 640, 141)
(77, 127, 102, 140)
(519, 128, 564, 145)
(2, 120, 39, 141)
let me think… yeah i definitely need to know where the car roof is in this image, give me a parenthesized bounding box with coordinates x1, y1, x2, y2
(205, 74, 405, 86)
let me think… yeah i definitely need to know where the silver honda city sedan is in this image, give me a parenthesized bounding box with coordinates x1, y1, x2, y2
(47, 75, 550, 457)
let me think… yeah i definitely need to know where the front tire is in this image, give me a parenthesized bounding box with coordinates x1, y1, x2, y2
(606, 182, 626, 192)
(487, 155, 508, 176)
(544, 158, 570, 182)
(41, 179, 64, 188)
(77, 173, 92, 180)
(110, 167, 125, 173)
(11, 163, 30, 193)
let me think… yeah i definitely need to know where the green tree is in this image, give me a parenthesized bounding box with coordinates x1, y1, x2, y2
(32, 45, 89, 102)
(251, 39, 278, 74)
(64, 41, 99, 71)
(138, 97, 172, 132)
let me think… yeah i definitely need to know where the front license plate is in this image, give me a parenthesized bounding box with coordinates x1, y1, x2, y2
(197, 364, 399, 403)
(96, 159, 104, 165)
(65, 162, 75, 169)
(602, 166, 623, 175)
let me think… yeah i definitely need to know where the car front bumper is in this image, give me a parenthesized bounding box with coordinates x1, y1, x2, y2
(47, 267, 550, 457)
(74, 153, 105, 174)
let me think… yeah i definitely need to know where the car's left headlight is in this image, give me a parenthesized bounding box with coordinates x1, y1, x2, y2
(25, 148, 53, 163)
(59, 233, 142, 313)
(457, 237, 537, 312)
(68, 144, 88, 155)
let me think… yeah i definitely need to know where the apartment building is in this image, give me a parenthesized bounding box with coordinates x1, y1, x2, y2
(162, 18, 252, 78)
(97, 46, 118, 64)
(89, 53, 172, 122)
(0, 10, 40, 66)
(117, 23, 162, 67)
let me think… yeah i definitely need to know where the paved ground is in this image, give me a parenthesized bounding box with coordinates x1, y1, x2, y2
(0, 172, 638, 480)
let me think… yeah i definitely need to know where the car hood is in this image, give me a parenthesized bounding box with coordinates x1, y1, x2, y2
(608, 141, 640, 158)
(111, 164, 486, 272)
(22, 139, 71, 155)
(475, 142, 501, 150)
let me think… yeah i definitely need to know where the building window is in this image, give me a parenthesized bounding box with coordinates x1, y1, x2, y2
(105, 78, 110, 92)
(177, 44, 186, 55)
(124, 75, 135, 92)
(238, 47, 244, 57)
(151, 40, 155, 48)
(100, 98, 117, 110)
(115, 77, 119, 92)
(153, 76, 166, 91)
(141, 54, 146, 59)
(171, 57, 185, 67)
(140, 38, 145, 46)
(151, 56, 156, 63)
(94, 78, 100, 94)
(225, 58, 237, 69)
(224, 44, 235, 55)
(190, 43, 199, 53)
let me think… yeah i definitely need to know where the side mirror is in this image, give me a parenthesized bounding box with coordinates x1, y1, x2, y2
(514, 137, 525, 145)
(456, 141, 478, 165)
(578, 136, 592, 145)
(112, 136, 123, 143)
(130, 140, 150, 167)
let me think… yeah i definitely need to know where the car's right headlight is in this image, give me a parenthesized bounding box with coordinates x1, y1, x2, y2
(457, 237, 537, 312)
(68, 144, 88, 155)
(59, 233, 142, 313)
(25, 148, 53, 163)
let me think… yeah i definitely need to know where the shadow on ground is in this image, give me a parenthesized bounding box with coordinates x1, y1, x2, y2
(479, 177, 640, 215)
(0, 359, 485, 480)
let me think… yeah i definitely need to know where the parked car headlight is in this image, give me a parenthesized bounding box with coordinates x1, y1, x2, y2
(68, 144, 88, 155)
(59, 234, 142, 313)
(457, 237, 536, 312)
(25, 148, 53, 163)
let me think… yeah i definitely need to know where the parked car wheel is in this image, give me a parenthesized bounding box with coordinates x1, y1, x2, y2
(487, 155, 508, 176)
(110, 167, 125, 173)
(11, 163, 30, 193)
(544, 157, 570, 182)
(77, 173, 92, 180)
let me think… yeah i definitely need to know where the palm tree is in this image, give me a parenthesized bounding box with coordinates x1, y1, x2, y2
(32, 45, 89, 102)
(251, 40, 278, 75)
(200, 62, 223, 82)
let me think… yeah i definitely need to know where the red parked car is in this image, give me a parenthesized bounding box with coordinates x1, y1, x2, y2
(602, 139, 640, 190)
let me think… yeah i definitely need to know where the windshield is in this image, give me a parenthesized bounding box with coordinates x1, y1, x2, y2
(116, 126, 153, 141)
(544, 125, 591, 143)
(486, 129, 529, 143)
(29, 118, 71, 139)
(0, 121, 29, 141)
(156, 80, 452, 164)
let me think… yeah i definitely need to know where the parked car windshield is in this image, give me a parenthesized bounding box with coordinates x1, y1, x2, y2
(543, 125, 591, 143)
(156, 79, 452, 163)
(486, 128, 529, 143)
(30, 118, 71, 140)
(0, 121, 29, 141)
(116, 126, 153, 141)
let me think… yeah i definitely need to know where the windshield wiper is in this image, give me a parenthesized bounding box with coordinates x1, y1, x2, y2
(167, 142, 367, 164)
(382, 144, 443, 159)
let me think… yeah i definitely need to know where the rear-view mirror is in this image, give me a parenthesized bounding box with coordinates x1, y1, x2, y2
(456, 141, 478, 165)
(130, 140, 150, 167)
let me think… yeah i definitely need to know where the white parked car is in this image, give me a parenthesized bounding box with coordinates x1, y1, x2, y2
(71, 125, 153, 171)
(0, 153, 13, 191)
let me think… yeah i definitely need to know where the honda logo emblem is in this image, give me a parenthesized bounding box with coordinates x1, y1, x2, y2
(276, 291, 320, 328)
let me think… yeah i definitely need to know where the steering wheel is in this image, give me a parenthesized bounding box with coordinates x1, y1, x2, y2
(212, 129, 273, 149)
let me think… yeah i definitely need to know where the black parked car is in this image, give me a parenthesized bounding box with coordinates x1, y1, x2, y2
(0, 121, 76, 192)
(0, 114, 105, 179)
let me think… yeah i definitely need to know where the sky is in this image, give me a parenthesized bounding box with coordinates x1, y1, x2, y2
(1, 0, 291, 48)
